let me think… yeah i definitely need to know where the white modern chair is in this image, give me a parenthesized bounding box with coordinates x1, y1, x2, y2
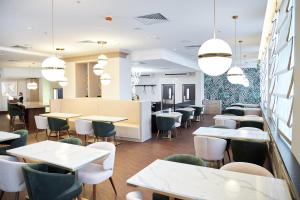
(78, 142, 116, 200)
(220, 162, 273, 177)
(238, 127, 262, 131)
(194, 136, 227, 168)
(0, 155, 26, 200)
(126, 191, 143, 200)
(75, 119, 94, 144)
(215, 119, 237, 129)
(34, 115, 49, 139)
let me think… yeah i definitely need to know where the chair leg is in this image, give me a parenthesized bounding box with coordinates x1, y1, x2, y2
(227, 150, 231, 162)
(46, 129, 49, 140)
(222, 158, 225, 165)
(0, 191, 4, 200)
(93, 184, 96, 200)
(35, 130, 39, 140)
(67, 130, 70, 137)
(156, 130, 160, 139)
(15, 192, 19, 200)
(57, 131, 60, 140)
(109, 177, 117, 195)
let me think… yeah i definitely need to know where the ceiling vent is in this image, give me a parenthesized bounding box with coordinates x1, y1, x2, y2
(164, 72, 195, 77)
(185, 44, 201, 50)
(135, 13, 168, 25)
(10, 45, 29, 50)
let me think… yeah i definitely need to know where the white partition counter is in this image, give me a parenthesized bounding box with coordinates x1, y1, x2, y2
(78, 115, 128, 123)
(193, 127, 269, 142)
(226, 106, 261, 115)
(127, 160, 291, 200)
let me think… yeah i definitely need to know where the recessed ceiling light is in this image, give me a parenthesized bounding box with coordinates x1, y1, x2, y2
(26, 26, 32, 30)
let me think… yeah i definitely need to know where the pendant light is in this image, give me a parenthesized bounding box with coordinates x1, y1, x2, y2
(27, 79, 38, 90)
(198, 0, 232, 76)
(236, 40, 249, 86)
(100, 73, 111, 86)
(41, 0, 66, 82)
(58, 76, 68, 87)
(93, 41, 108, 76)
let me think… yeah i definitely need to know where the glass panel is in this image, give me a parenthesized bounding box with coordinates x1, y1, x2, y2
(275, 39, 293, 74)
(274, 70, 293, 97)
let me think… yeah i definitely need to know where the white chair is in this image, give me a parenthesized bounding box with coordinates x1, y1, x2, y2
(220, 162, 273, 177)
(238, 127, 262, 131)
(194, 136, 227, 168)
(75, 119, 94, 144)
(78, 142, 116, 200)
(174, 113, 182, 128)
(215, 119, 237, 129)
(0, 155, 26, 200)
(34, 115, 49, 139)
(126, 191, 143, 200)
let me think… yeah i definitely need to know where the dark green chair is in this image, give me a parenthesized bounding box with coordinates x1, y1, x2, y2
(231, 140, 268, 166)
(176, 110, 191, 128)
(240, 121, 264, 130)
(0, 129, 28, 155)
(92, 121, 116, 143)
(8, 104, 26, 130)
(210, 125, 231, 162)
(231, 104, 244, 108)
(222, 109, 244, 116)
(156, 116, 175, 139)
(22, 163, 82, 200)
(153, 154, 204, 200)
(59, 137, 82, 145)
(48, 117, 70, 140)
(191, 106, 202, 121)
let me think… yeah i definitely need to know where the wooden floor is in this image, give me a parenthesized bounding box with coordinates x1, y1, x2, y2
(0, 114, 217, 200)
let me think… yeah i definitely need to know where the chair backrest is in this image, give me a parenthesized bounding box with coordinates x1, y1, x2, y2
(9, 129, 28, 149)
(156, 116, 175, 131)
(87, 142, 116, 170)
(75, 119, 94, 136)
(240, 121, 264, 130)
(175, 110, 190, 123)
(193, 107, 202, 117)
(0, 155, 26, 192)
(221, 162, 273, 177)
(8, 104, 24, 117)
(215, 119, 237, 129)
(231, 104, 244, 108)
(34, 116, 49, 130)
(164, 154, 204, 166)
(194, 136, 227, 161)
(238, 127, 262, 131)
(231, 140, 268, 166)
(59, 137, 82, 145)
(48, 117, 68, 132)
(92, 121, 115, 137)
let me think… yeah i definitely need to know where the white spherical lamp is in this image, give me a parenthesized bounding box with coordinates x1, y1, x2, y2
(41, 56, 65, 81)
(27, 81, 38, 90)
(242, 77, 250, 87)
(198, 38, 232, 76)
(93, 63, 104, 76)
(100, 73, 111, 86)
(98, 54, 108, 67)
(58, 76, 68, 87)
(227, 66, 244, 84)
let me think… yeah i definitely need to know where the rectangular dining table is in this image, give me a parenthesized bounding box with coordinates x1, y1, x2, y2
(78, 115, 128, 123)
(127, 159, 291, 200)
(40, 112, 81, 120)
(193, 127, 270, 142)
(7, 140, 109, 171)
(214, 114, 264, 123)
(0, 131, 20, 142)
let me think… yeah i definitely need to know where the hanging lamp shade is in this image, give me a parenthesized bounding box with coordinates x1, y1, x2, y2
(27, 80, 38, 90)
(41, 56, 66, 81)
(241, 77, 250, 87)
(100, 73, 111, 86)
(93, 63, 104, 76)
(227, 66, 244, 84)
(58, 76, 68, 87)
(98, 54, 108, 67)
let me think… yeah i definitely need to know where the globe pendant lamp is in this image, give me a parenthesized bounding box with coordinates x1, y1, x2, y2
(241, 76, 250, 87)
(93, 63, 104, 76)
(100, 73, 111, 86)
(41, 0, 66, 82)
(27, 79, 38, 90)
(58, 76, 68, 87)
(93, 41, 108, 76)
(198, 0, 232, 76)
(227, 16, 244, 84)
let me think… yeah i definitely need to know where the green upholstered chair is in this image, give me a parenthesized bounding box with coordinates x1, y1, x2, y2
(191, 106, 202, 121)
(59, 137, 82, 145)
(176, 110, 191, 128)
(231, 140, 268, 166)
(0, 129, 28, 155)
(153, 154, 204, 200)
(210, 125, 231, 162)
(47, 117, 70, 140)
(155, 116, 176, 139)
(92, 121, 116, 143)
(239, 121, 264, 130)
(22, 163, 82, 200)
(8, 104, 26, 130)
(222, 109, 244, 116)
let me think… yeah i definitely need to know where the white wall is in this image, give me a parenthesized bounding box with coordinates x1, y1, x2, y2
(63, 62, 76, 98)
(135, 72, 204, 105)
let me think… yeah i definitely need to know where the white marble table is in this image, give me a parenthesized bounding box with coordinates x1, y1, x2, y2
(156, 112, 183, 119)
(41, 112, 81, 119)
(7, 140, 109, 171)
(176, 107, 195, 112)
(193, 127, 269, 142)
(226, 106, 261, 115)
(0, 131, 20, 142)
(214, 115, 264, 123)
(232, 103, 260, 108)
(127, 160, 291, 200)
(78, 115, 128, 123)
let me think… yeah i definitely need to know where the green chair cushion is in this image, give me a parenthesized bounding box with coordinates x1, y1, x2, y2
(92, 121, 116, 138)
(59, 137, 82, 145)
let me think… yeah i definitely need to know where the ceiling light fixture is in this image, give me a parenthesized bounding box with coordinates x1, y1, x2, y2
(198, 0, 232, 76)
(100, 73, 111, 86)
(58, 76, 68, 87)
(227, 16, 244, 84)
(93, 41, 108, 76)
(41, 0, 66, 82)
(27, 78, 38, 90)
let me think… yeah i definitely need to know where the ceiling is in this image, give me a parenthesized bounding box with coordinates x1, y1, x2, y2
(0, 0, 267, 72)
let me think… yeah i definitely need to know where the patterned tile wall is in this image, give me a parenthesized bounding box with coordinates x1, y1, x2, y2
(204, 68, 261, 110)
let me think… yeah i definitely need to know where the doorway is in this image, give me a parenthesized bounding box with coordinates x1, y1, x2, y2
(161, 84, 175, 111)
(182, 84, 195, 105)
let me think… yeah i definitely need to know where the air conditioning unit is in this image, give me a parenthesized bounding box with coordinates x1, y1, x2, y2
(164, 72, 195, 77)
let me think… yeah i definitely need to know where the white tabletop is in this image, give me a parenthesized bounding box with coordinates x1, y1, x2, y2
(0, 131, 20, 142)
(232, 103, 260, 108)
(7, 140, 109, 171)
(226, 106, 261, 111)
(214, 115, 264, 122)
(176, 107, 195, 112)
(156, 112, 183, 119)
(193, 127, 269, 142)
(40, 112, 81, 119)
(127, 160, 291, 200)
(78, 115, 128, 123)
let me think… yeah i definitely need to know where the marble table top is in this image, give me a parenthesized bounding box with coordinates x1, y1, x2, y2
(193, 127, 270, 142)
(214, 115, 264, 122)
(232, 103, 260, 108)
(0, 131, 20, 142)
(226, 106, 261, 111)
(7, 140, 109, 171)
(176, 107, 195, 112)
(78, 115, 128, 123)
(127, 159, 291, 200)
(41, 112, 81, 119)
